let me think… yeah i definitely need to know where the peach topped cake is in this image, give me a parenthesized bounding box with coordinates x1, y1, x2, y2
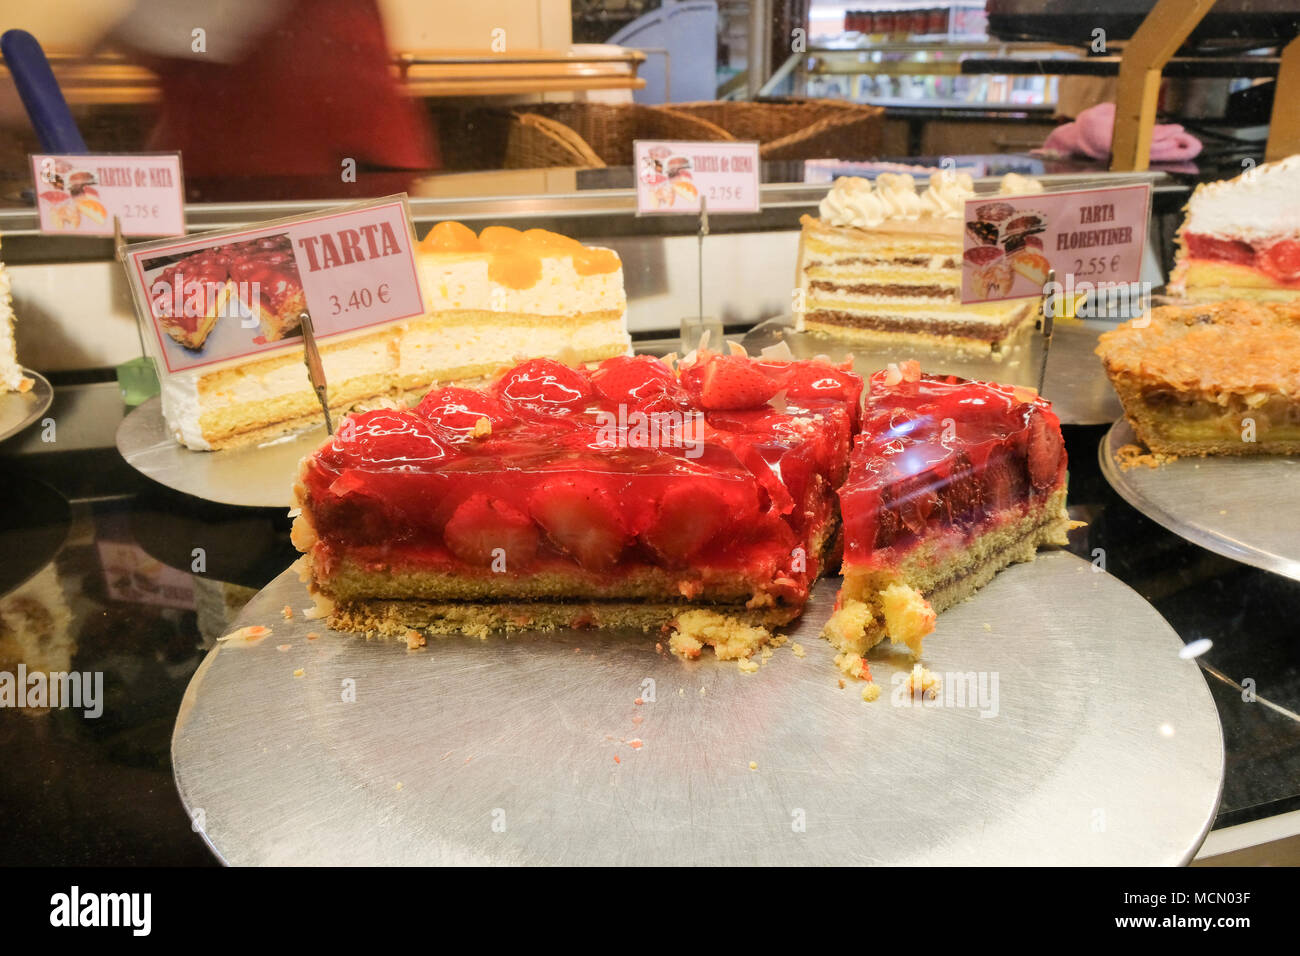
(823, 361, 1070, 666)
(292, 350, 863, 641)
(1096, 299, 1300, 456)
(1169, 155, 1300, 302)
(161, 222, 631, 450)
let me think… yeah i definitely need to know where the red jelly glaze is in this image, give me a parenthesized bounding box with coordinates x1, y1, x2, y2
(1185, 232, 1300, 283)
(301, 351, 866, 602)
(839, 371, 1067, 567)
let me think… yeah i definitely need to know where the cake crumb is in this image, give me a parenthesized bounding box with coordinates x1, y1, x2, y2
(634, 697, 644, 705)
(614, 755, 621, 764)
(471, 416, 492, 439)
(838, 678, 846, 689)
(982, 622, 992, 631)
(628, 739, 643, 750)
(791, 642, 805, 658)
(656, 642, 664, 654)
(394, 782, 403, 791)
(833, 652, 873, 682)
(1116, 443, 1178, 470)
(749, 761, 758, 771)
(281, 605, 294, 620)
(293, 668, 304, 678)
(306, 632, 320, 641)
(276, 644, 291, 652)
(906, 663, 941, 700)
(880, 582, 935, 656)
(738, 658, 760, 674)
(861, 683, 882, 702)
(667, 609, 771, 661)
(820, 598, 880, 656)
(405, 629, 426, 650)
(219, 625, 271, 643)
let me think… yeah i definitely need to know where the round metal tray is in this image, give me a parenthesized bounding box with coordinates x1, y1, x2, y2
(115, 396, 326, 509)
(0, 370, 53, 444)
(741, 316, 1123, 426)
(173, 551, 1222, 866)
(1100, 418, 1300, 581)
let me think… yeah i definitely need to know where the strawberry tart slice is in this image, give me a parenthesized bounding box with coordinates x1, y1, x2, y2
(823, 361, 1070, 666)
(291, 349, 863, 643)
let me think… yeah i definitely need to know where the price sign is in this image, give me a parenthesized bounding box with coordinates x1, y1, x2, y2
(31, 153, 185, 237)
(120, 195, 424, 375)
(960, 182, 1152, 304)
(633, 140, 761, 215)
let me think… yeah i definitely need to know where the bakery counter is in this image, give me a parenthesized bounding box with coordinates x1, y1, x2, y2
(0, 373, 1297, 865)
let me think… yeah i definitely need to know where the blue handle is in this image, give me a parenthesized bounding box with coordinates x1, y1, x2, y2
(1, 29, 87, 153)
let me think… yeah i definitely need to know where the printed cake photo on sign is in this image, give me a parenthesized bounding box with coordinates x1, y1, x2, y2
(143, 233, 305, 364)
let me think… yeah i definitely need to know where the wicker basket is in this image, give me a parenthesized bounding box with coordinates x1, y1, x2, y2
(665, 99, 884, 161)
(433, 108, 605, 171)
(511, 102, 734, 167)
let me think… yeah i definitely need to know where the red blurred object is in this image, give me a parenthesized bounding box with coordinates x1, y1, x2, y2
(141, 0, 436, 178)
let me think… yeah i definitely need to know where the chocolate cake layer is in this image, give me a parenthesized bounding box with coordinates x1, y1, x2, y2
(805, 310, 1006, 342)
(809, 281, 955, 299)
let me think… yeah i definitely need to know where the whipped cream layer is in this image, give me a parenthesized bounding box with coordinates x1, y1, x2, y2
(1184, 155, 1300, 242)
(419, 251, 627, 317)
(817, 171, 1042, 229)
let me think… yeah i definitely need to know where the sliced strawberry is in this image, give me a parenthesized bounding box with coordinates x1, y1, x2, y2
(769, 362, 863, 406)
(493, 358, 593, 417)
(329, 410, 454, 470)
(1184, 233, 1256, 266)
(1258, 239, 1300, 282)
(939, 452, 981, 522)
(590, 355, 688, 412)
(688, 355, 780, 410)
(529, 479, 628, 570)
(894, 475, 939, 535)
(443, 494, 539, 568)
(1026, 407, 1065, 491)
(416, 386, 515, 438)
(642, 484, 730, 564)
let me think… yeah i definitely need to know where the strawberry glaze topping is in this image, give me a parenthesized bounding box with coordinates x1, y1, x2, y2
(301, 351, 864, 595)
(840, 369, 1067, 564)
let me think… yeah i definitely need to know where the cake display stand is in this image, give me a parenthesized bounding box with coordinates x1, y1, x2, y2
(0, 370, 53, 444)
(173, 551, 1223, 866)
(1100, 419, 1300, 581)
(741, 316, 1123, 426)
(116, 396, 326, 509)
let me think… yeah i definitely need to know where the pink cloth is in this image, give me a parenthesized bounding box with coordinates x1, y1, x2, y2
(1041, 102, 1202, 163)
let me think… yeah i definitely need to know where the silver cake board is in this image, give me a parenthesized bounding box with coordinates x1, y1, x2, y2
(116, 396, 327, 509)
(0, 370, 53, 444)
(1101, 419, 1300, 581)
(741, 316, 1124, 426)
(172, 551, 1223, 866)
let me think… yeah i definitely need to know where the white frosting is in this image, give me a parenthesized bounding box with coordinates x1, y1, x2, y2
(161, 374, 210, 449)
(817, 176, 886, 228)
(1185, 154, 1300, 241)
(874, 174, 923, 220)
(920, 172, 976, 219)
(0, 239, 25, 392)
(419, 250, 626, 317)
(818, 171, 1037, 227)
(999, 173, 1045, 196)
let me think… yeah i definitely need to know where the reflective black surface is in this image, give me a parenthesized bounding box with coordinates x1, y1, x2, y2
(0, 416, 1296, 865)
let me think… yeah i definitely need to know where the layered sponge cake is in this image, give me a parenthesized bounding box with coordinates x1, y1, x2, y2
(291, 350, 863, 637)
(796, 172, 1041, 355)
(823, 361, 1069, 664)
(161, 222, 632, 450)
(1170, 155, 1300, 302)
(0, 238, 33, 394)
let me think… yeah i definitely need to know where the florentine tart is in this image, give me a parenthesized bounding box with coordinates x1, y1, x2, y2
(1096, 299, 1300, 456)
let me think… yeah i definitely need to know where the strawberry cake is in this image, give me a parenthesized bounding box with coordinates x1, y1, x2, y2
(292, 349, 863, 639)
(1170, 154, 1300, 302)
(823, 361, 1070, 664)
